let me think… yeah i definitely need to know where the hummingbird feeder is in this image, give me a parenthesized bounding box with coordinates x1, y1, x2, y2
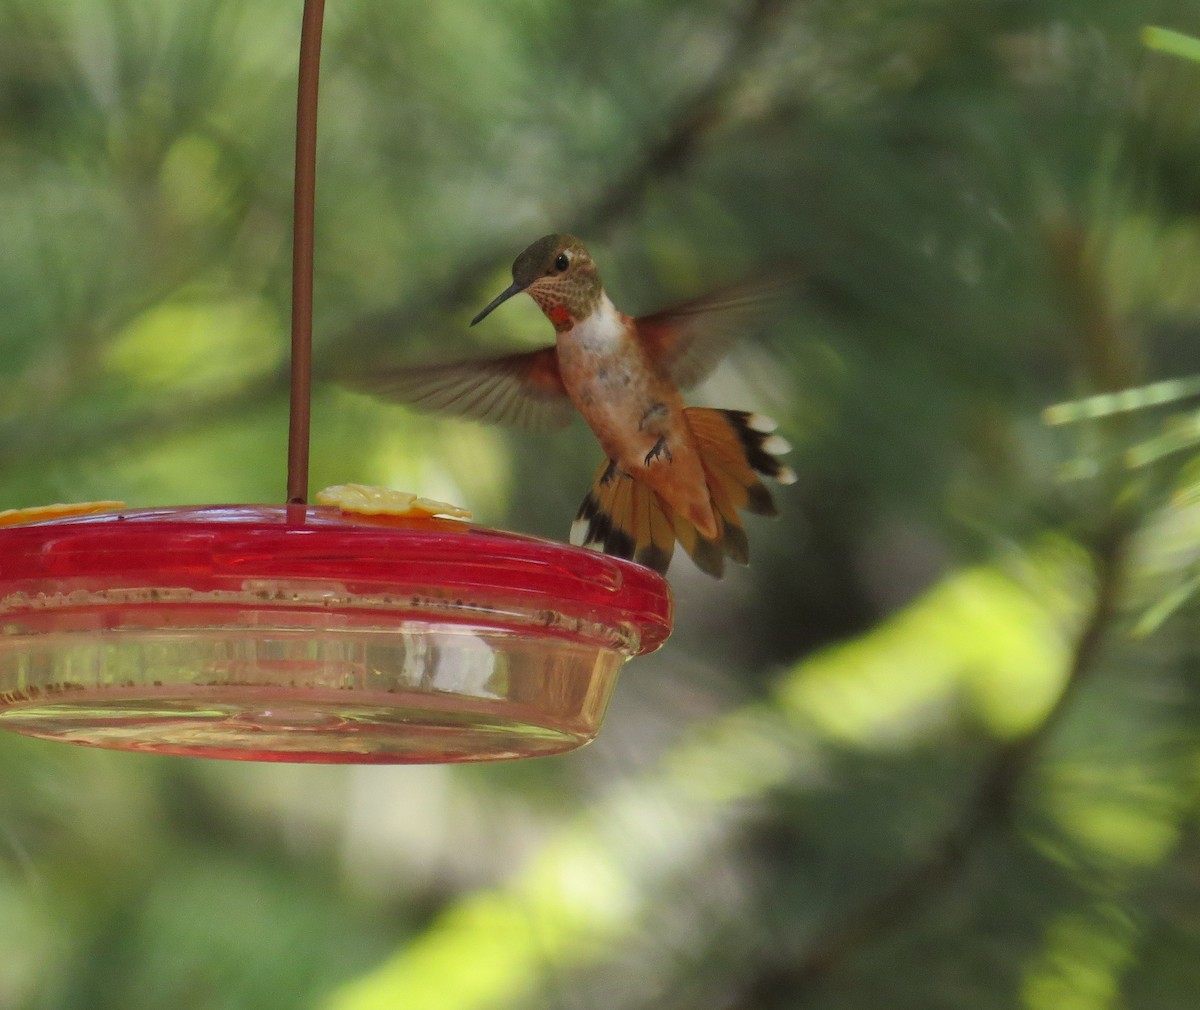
(0, 0, 672, 763)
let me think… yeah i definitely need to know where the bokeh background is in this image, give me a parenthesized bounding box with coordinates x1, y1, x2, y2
(3, 0, 1200, 1007)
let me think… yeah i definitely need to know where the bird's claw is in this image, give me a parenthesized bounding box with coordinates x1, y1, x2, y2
(644, 437, 672, 466)
(600, 459, 620, 485)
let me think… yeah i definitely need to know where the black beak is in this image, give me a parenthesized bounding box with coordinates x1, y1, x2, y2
(470, 281, 526, 326)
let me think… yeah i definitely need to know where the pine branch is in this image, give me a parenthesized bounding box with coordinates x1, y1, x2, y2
(331, 0, 799, 363)
(574, 0, 792, 234)
(732, 522, 1132, 1006)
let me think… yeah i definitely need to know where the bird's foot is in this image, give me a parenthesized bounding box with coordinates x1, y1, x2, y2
(600, 459, 621, 485)
(644, 437, 673, 466)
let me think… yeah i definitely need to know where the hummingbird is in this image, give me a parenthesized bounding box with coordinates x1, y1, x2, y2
(357, 234, 796, 577)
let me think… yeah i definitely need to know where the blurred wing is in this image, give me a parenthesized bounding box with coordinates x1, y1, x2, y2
(636, 277, 790, 390)
(352, 346, 575, 432)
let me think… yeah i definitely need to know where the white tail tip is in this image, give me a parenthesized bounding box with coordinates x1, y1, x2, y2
(762, 433, 792, 456)
(747, 413, 778, 433)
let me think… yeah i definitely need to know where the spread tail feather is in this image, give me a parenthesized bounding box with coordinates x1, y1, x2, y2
(570, 408, 795, 577)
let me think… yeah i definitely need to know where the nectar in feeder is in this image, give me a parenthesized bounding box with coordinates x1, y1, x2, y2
(0, 502, 671, 763)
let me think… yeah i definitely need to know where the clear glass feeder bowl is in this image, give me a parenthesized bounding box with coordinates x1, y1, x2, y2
(0, 506, 672, 762)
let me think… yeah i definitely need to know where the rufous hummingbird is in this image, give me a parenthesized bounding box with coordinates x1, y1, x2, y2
(359, 234, 795, 577)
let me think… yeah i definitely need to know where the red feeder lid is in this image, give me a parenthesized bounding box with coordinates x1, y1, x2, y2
(0, 505, 672, 763)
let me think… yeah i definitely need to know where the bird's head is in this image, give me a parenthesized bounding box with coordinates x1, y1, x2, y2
(471, 234, 602, 328)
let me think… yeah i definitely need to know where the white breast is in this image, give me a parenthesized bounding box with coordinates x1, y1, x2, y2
(568, 294, 627, 352)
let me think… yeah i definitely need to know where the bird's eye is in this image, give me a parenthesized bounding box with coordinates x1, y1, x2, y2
(554, 252, 570, 272)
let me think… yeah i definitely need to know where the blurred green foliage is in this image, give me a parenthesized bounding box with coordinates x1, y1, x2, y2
(2, 1, 1200, 1008)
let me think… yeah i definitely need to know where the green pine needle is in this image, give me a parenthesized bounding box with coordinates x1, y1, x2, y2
(1044, 375, 1200, 425)
(1133, 569, 1200, 637)
(1125, 412, 1200, 468)
(1142, 26, 1200, 63)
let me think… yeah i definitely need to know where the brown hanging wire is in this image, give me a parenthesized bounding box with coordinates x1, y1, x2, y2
(287, 0, 326, 504)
